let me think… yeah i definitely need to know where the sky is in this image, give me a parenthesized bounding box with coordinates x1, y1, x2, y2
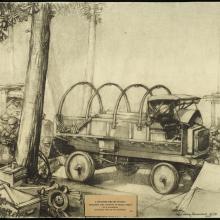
(1, 2, 220, 125)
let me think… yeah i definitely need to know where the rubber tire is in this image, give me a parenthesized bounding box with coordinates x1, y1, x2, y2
(65, 151, 95, 182)
(150, 162, 179, 195)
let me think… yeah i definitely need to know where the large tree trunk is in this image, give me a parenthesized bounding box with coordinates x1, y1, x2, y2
(15, 3, 52, 177)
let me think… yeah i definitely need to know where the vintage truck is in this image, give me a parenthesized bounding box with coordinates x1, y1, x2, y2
(53, 82, 214, 195)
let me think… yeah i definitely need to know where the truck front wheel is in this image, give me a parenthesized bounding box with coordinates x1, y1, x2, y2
(150, 162, 179, 195)
(65, 151, 95, 182)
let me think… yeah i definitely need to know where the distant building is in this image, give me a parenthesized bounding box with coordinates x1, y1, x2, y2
(203, 92, 220, 129)
(0, 84, 24, 118)
(0, 84, 54, 155)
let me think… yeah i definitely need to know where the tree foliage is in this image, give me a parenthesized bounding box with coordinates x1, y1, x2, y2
(76, 2, 104, 24)
(0, 3, 40, 41)
(0, 2, 104, 42)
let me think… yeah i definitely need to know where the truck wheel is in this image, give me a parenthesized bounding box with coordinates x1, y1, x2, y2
(150, 162, 179, 195)
(65, 151, 95, 182)
(116, 164, 139, 176)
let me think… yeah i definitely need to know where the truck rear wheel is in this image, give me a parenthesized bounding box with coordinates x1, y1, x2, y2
(150, 162, 179, 195)
(65, 151, 95, 182)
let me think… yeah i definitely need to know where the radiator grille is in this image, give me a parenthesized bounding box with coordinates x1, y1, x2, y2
(195, 129, 209, 152)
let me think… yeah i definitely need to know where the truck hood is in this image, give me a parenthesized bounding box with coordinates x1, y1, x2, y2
(176, 109, 202, 125)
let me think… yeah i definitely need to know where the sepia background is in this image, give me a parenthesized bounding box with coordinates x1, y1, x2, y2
(0, 2, 220, 125)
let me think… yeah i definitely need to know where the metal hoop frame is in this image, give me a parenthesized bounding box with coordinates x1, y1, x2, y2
(137, 85, 172, 129)
(57, 81, 104, 118)
(112, 84, 150, 128)
(85, 83, 131, 119)
(56, 82, 171, 131)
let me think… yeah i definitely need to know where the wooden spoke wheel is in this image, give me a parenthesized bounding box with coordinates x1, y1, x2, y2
(65, 151, 95, 182)
(150, 162, 179, 195)
(116, 164, 139, 176)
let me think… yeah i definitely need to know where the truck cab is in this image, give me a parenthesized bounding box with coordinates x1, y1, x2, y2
(148, 94, 209, 157)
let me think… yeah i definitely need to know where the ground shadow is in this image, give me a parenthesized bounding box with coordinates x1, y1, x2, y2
(88, 166, 193, 194)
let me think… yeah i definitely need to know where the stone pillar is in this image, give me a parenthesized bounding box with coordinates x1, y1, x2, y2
(0, 90, 7, 115)
(211, 101, 216, 128)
